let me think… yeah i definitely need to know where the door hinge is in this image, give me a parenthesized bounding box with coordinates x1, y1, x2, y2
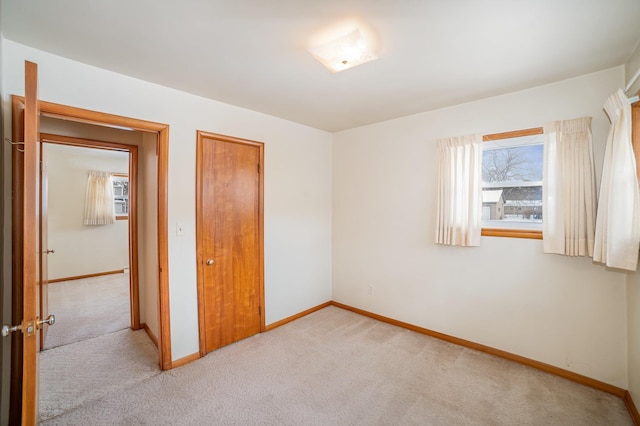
(258, 306, 261, 316)
(257, 163, 261, 174)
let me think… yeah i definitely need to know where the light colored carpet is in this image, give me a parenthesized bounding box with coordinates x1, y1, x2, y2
(39, 329, 159, 422)
(39, 306, 633, 425)
(44, 273, 131, 349)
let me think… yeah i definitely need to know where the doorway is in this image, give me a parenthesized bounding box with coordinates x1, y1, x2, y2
(39, 130, 139, 350)
(196, 131, 265, 355)
(37, 134, 157, 421)
(9, 94, 172, 422)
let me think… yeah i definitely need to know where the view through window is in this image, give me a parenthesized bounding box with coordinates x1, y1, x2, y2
(482, 132, 543, 231)
(112, 174, 129, 218)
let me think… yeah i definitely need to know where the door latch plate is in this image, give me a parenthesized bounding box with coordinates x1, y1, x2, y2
(24, 320, 36, 336)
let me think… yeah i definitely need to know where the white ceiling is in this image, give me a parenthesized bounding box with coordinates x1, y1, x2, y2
(2, 0, 640, 132)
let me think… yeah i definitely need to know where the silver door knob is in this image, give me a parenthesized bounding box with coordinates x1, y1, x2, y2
(206, 259, 214, 266)
(1, 319, 40, 337)
(1, 324, 19, 337)
(38, 315, 55, 328)
(2, 315, 55, 337)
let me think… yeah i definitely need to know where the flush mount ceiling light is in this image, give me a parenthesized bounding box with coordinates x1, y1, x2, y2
(308, 28, 377, 73)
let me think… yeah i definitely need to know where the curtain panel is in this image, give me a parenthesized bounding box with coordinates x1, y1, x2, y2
(435, 134, 482, 247)
(594, 89, 640, 271)
(542, 117, 597, 257)
(84, 170, 116, 225)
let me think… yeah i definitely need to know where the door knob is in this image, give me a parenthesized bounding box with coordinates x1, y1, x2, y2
(1, 324, 20, 337)
(45, 249, 55, 254)
(38, 315, 56, 328)
(1, 315, 55, 337)
(1, 321, 34, 337)
(206, 259, 214, 266)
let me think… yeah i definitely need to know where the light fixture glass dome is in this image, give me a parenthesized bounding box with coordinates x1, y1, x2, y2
(308, 28, 377, 73)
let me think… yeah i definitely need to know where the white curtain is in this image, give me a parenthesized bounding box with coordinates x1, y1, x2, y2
(84, 170, 116, 225)
(435, 134, 482, 247)
(542, 117, 597, 257)
(593, 89, 640, 271)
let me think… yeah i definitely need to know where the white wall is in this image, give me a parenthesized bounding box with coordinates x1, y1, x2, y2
(625, 40, 640, 96)
(628, 271, 640, 407)
(625, 47, 640, 409)
(43, 143, 129, 280)
(333, 67, 628, 387)
(139, 132, 159, 339)
(1, 39, 333, 361)
(3, 36, 632, 391)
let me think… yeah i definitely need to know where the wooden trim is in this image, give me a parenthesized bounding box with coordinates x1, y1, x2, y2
(195, 130, 265, 356)
(141, 323, 159, 348)
(625, 391, 640, 426)
(258, 141, 265, 334)
(47, 269, 125, 284)
(330, 301, 626, 398)
(195, 133, 206, 357)
(115, 216, 128, 221)
(481, 228, 542, 240)
(157, 127, 171, 370)
(265, 302, 332, 331)
(482, 127, 543, 141)
(128, 147, 140, 330)
(171, 352, 201, 369)
(39, 133, 135, 151)
(32, 98, 169, 133)
(25, 100, 171, 371)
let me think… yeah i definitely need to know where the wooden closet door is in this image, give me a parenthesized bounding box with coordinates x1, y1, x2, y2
(198, 133, 264, 353)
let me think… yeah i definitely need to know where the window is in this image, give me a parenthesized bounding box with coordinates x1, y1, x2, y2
(112, 174, 129, 220)
(481, 128, 543, 239)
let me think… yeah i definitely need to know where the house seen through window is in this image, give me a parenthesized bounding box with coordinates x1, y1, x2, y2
(482, 131, 543, 232)
(112, 174, 129, 219)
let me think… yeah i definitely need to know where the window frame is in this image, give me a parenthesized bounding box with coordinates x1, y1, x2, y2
(481, 127, 543, 240)
(112, 173, 129, 221)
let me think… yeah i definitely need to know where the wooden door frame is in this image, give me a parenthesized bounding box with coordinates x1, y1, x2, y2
(10, 96, 173, 420)
(38, 141, 49, 349)
(195, 130, 265, 356)
(39, 133, 141, 330)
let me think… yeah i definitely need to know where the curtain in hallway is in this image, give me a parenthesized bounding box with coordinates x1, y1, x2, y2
(84, 170, 116, 225)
